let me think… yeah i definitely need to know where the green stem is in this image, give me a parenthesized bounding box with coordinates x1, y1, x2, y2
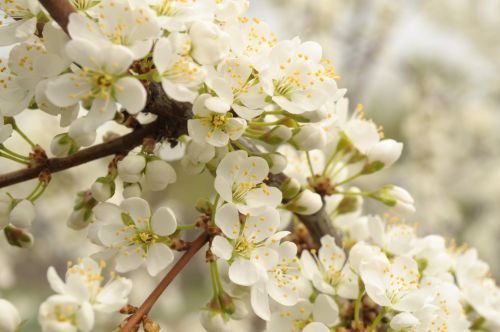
(232, 140, 252, 154)
(262, 110, 286, 116)
(176, 223, 197, 231)
(305, 151, 315, 176)
(27, 182, 48, 201)
(0, 152, 30, 165)
(13, 123, 35, 148)
(243, 131, 261, 139)
(354, 279, 365, 328)
(0, 145, 29, 160)
(210, 261, 221, 298)
(210, 194, 220, 226)
(335, 172, 362, 187)
(322, 148, 341, 176)
(133, 72, 154, 80)
(367, 307, 387, 332)
(249, 120, 283, 127)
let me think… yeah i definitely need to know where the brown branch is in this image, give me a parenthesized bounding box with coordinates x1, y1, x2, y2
(38, 0, 76, 33)
(121, 232, 210, 332)
(0, 120, 163, 188)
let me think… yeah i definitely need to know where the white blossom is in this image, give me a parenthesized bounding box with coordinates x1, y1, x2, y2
(188, 94, 247, 147)
(91, 197, 177, 276)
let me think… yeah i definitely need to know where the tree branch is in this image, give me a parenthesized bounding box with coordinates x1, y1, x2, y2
(0, 120, 162, 188)
(121, 232, 210, 332)
(39, 0, 76, 33)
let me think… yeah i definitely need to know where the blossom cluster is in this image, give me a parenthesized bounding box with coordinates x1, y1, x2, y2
(0, 0, 499, 331)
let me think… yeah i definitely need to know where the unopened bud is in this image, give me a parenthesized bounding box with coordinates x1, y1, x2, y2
(4, 225, 34, 248)
(144, 159, 177, 191)
(261, 125, 292, 145)
(367, 139, 403, 170)
(91, 177, 115, 202)
(123, 183, 142, 198)
(50, 133, 80, 157)
(371, 185, 415, 215)
(196, 198, 212, 214)
(291, 124, 326, 151)
(280, 178, 301, 200)
(117, 154, 146, 183)
(285, 189, 323, 215)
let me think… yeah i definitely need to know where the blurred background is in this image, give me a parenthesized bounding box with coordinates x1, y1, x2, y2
(1, 0, 499, 330)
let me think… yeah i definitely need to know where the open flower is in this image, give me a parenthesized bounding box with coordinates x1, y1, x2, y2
(214, 151, 282, 213)
(188, 94, 247, 147)
(211, 203, 281, 286)
(92, 197, 177, 276)
(153, 35, 206, 102)
(260, 38, 337, 114)
(360, 255, 428, 312)
(205, 57, 269, 119)
(40, 257, 132, 332)
(0, 0, 40, 46)
(301, 235, 358, 299)
(266, 294, 340, 332)
(46, 38, 146, 126)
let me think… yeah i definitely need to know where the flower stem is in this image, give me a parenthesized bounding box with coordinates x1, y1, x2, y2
(367, 307, 386, 332)
(0, 145, 29, 160)
(354, 279, 364, 328)
(0, 152, 30, 165)
(27, 181, 48, 202)
(232, 140, 252, 154)
(210, 194, 220, 226)
(12, 123, 36, 148)
(210, 261, 221, 298)
(176, 223, 197, 231)
(335, 172, 362, 187)
(305, 151, 315, 176)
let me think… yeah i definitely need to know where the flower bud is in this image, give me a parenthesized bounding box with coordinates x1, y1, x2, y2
(68, 191, 97, 230)
(0, 299, 21, 332)
(280, 178, 301, 200)
(195, 198, 212, 214)
(291, 124, 326, 151)
(268, 153, 287, 174)
(261, 125, 292, 145)
(4, 225, 34, 248)
(50, 133, 80, 157)
(190, 21, 230, 65)
(371, 185, 415, 215)
(123, 183, 142, 198)
(144, 160, 177, 191)
(117, 154, 146, 183)
(91, 177, 115, 202)
(9, 199, 35, 229)
(200, 310, 230, 332)
(285, 189, 323, 215)
(367, 139, 403, 170)
(67, 209, 92, 230)
(68, 118, 97, 147)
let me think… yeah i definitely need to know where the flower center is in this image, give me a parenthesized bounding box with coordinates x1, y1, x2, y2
(92, 73, 113, 89)
(210, 113, 227, 128)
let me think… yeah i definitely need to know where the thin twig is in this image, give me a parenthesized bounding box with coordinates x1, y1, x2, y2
(38, 0, 76, 33)
(0, 120, 162, 188)
(121, 232, 210, 332)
